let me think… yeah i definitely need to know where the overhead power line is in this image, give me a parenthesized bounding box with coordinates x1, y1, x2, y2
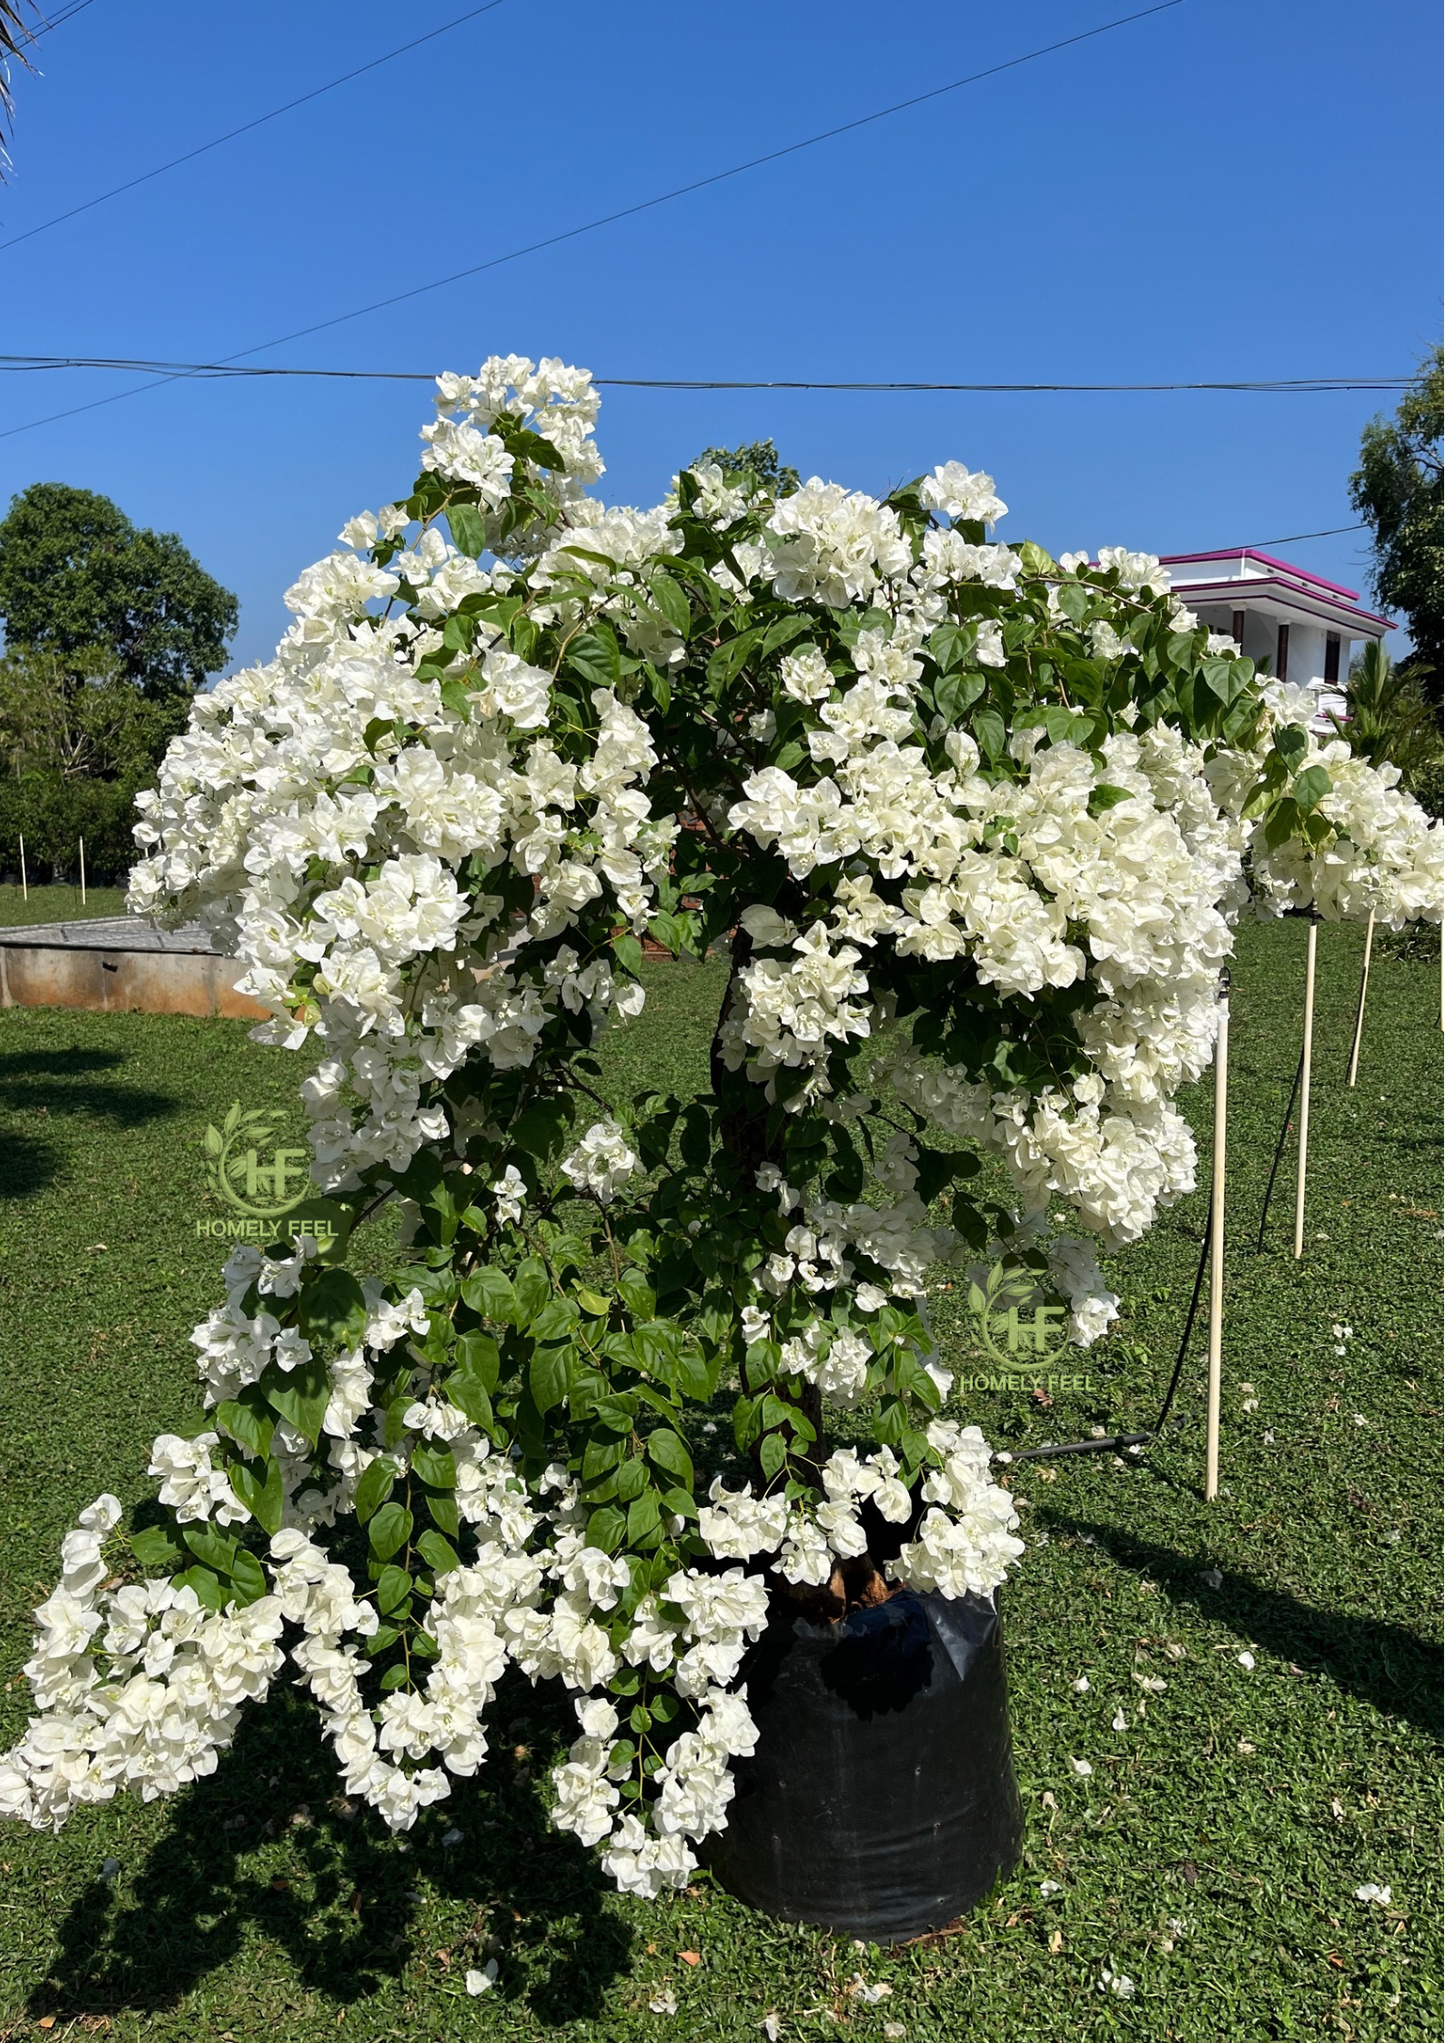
(0, 0, 507, 253)
(13, 0, 96, 48)
(1240, 523, 1369, 547)
(0, 355, 1415, 395)
(0, 1, 1192, 443)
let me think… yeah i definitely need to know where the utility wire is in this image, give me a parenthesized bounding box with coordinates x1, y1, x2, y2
(0, 0, 508, 253)
(13, 0, 96, 48)
(1240, 522, 1368, 547)
(0, 355, 1414, 395)
(0, 1, 1193, 443)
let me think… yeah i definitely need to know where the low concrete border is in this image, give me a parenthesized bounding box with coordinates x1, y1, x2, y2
(0, 919, 269, 1020)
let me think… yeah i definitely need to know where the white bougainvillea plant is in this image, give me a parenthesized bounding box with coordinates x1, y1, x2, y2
(3, 356, 1440, 1894)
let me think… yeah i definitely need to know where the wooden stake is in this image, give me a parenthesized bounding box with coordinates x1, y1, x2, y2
(18, 832, 27, 901)
(1205, 992, 1229, 1502)
(1293, 919, 1317, 1259)
(79, 837, 86, 906)
(1346, 911, 1374, 1088)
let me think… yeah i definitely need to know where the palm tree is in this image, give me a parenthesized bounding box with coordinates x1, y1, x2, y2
(1330, 639, 1443, 812)
(0, 1, 38, 175)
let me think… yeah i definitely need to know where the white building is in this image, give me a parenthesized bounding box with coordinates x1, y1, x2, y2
(1160, 549, 1392, 729)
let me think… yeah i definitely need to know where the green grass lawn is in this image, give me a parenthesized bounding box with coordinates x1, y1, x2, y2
(0, 920, 1439, 2042)
(0, 883, 131, 930)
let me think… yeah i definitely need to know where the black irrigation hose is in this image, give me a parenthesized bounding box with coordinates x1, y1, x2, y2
(1255, 1047, 1305, 1251)
(1005, 1202, 1214, 1466)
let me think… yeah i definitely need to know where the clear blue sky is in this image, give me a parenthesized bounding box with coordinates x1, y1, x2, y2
(1, 0, 1438, 671)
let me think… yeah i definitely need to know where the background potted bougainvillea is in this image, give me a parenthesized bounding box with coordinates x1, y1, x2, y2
(3, 356, 1438, 1934)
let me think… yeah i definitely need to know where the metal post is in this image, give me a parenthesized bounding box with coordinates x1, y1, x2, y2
(79, 837, 86, 906)
(18, 832, 26, 901)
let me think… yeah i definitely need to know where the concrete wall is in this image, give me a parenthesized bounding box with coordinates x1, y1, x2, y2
(0, 943, 269, 1019)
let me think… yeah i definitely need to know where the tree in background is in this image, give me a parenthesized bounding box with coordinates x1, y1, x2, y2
(693, 439, 801, 497)
(0, 485, 237, 881)
(1330, 639, 1442, 816)
(0, 483, 238, 701)
(1349, 347, 1443, 716)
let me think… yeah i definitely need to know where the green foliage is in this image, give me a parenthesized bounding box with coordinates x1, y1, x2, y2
(692, 438, 801, 496)
(1349, 347, 1443, 711)
(0, 482, 238, 700)
(0, 645, 195, 881)
(1329, 640, 1443, 814)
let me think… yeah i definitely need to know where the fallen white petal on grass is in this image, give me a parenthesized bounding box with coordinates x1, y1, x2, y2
(1237, 1651, 1256, 1670)
(466, 1960, 499, 1996)
(1352, 1414, 1367, 1427)
(847, 1975, 893, 2004)
(99, 1858, 121, 1882)
(1241, 1398, 1259, 1413)
(1097, 1966, 1136, 1999)
(1354, 1883, 1393, 1906)
(1070, 1757, 1093, 1777)
(442, 1826, 462, 1849)
(1331, 1324, 1353, 1341)
(883, 2027, 908, 2041)
(1039, 1879, 1062, 1897)
(1071, 1676, 1090, 1693)
(1112, 1709, 1128, 1731)
(649, 1988, 679, 2015)
(1133, 1675, 1167, 1694)
(1201, 1568, 1223, 1590)
(761, 2017, 783, 2041)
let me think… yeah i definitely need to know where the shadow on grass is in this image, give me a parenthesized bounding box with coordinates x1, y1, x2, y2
(31, 1677, 635, 2030)
(1046, 1515, 1444, 1739)
(0, 1049, 181, 1199)
(0, 1128, 61, 1200)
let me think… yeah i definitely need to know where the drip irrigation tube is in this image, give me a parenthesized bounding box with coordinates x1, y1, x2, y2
(1001, 1204, 1214, 1467)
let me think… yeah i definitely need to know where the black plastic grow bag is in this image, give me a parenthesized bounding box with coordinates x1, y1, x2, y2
(704, 1587, 1023, 1942)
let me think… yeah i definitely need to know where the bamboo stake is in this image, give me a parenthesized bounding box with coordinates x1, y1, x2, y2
(1293, 919, 1318, 1259)
(1205, 989, 1229, 1502)
(79, 837, 86, 906)
(18, 832, 27, 901)
(1346, 910, 1374, 1087)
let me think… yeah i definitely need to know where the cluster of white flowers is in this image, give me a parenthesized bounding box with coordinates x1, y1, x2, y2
(691, 1428, 1019, 1605)
(559, 1118, 641, 1204)
(0, 1496, 287, 1830)
(541, 1568, 770, 1896)
(1235, 710, 1442, 926)
(128, 360, 669, 1192)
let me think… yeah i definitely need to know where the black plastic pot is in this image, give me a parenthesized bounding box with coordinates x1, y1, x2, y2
(704, 1588, 1023, 1942)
